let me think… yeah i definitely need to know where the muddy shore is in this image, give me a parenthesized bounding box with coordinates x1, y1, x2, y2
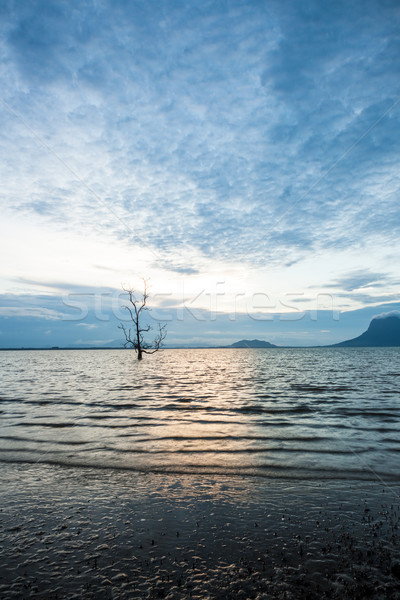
(1, 462, 400, 599)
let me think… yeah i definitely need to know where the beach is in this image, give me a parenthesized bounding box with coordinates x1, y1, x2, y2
(1, 348, 400, 598)
(1, 462, 400, 599)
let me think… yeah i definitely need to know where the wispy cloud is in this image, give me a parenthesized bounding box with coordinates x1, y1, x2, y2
(1, 0, 399, 269)
(374, 309, 400, 320)
(329, 270, 398, 292)
(1, 0, 399, 346)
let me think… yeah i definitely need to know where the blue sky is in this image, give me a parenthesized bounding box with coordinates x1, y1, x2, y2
(0, 0, 399, 347)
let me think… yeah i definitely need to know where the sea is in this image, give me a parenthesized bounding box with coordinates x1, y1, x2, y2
(0, 348, 399, 481)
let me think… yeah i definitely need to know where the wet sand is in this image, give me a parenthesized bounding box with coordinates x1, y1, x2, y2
(1, 463, 400, 599)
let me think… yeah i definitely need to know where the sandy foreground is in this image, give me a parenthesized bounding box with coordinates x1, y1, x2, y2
(0, 463, 400, 599)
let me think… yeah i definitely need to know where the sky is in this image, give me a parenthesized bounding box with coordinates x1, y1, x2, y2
(0, 0, 399, 347)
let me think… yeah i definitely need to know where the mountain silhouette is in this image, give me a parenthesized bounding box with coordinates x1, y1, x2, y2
(334, 314, 400, 347)
(230, 339, 277, 348)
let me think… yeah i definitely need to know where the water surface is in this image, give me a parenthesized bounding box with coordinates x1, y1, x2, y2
(0, 348, 399, 480)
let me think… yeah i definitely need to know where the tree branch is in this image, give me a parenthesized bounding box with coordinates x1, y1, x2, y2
(142, 323, 167, 354)
(119, 280, 167, 359)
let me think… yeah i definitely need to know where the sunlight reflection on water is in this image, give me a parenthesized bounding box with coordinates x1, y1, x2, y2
(0, 348, 399, 480)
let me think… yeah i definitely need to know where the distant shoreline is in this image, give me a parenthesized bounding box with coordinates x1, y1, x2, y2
(1, 345, 400, 351)
(2, 315, 399, 349)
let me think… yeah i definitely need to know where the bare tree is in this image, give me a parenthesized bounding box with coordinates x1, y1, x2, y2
(119, 280, 167, 360)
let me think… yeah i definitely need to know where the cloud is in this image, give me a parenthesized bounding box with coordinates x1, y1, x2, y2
(0, 288, 400, 347)
(0, 293, 70, 319)
(0, 0, 400, 333)
(12, 278, 119, 295)
(330, 270, 395, 292)
(154, 260, 200, 276)
(1, 0, 399, 274)
(74, 338, 116, 346)
(342, 293, 400, 305)
(76, 323, 98, 329)
(0, 307, 63, 319)
(373, 310, 400, 320)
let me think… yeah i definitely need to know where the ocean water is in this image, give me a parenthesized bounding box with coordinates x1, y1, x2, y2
(0, 348, 399, 481)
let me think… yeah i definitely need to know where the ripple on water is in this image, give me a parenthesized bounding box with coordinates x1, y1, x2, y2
(0, 347, 399, 480)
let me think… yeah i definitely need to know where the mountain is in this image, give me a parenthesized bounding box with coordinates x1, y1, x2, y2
(230, 339, 277, 348)
(333, 314, 400, 347)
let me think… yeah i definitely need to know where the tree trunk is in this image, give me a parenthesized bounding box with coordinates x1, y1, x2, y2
(136, 321, 142, 360)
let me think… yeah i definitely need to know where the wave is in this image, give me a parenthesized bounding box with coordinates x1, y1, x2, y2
(0, 435, 89, 445)
(78, 446, 373, 456)
(1, 456, 399, 482)
(1, 347, 399, 483)
(118, 434, 333, 442)
(290, 384, 357, 392)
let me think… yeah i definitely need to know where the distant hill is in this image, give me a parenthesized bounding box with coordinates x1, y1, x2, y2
(230, 339, 277, 348)
(333, 314, 400, 347)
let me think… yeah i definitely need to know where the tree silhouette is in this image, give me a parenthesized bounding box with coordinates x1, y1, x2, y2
(119, 280, 167, 360)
